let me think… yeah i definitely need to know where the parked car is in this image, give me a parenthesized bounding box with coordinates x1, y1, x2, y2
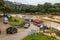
(3, 14, 11, 18)
(24, 17, 32, 22)
(33, 19, 43, 27)
(3, 17, 8, 24)
(40, 24, 50, 32)
(24, 22, 30, 28)
(6, 27, 18, 34)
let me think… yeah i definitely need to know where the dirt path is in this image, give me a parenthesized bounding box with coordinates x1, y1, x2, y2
(0, 17, 11, 38)
(0, 23, 39, 40)
(0, 17, 10, 33)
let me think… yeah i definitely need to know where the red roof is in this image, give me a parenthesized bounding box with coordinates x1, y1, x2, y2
(34, 19, 43, 23)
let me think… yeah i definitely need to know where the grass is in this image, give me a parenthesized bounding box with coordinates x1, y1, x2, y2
(17, 23, 25, 28)
(48, 28, 56, 33)
(23, 33, 57, 40)
(8, 17, 25, 28)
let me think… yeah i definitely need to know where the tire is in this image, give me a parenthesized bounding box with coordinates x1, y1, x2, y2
(6, 28, 11, 34)
(12, 28, 17, 34)
(6, 27, 13, 34)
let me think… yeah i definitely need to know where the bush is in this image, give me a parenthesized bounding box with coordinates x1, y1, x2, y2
(48, 28, 56, 33)
(17, 23, 25, 28)
(55, 30, 60, 36)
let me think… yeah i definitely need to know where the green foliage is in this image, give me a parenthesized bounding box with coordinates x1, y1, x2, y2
(0, 0, 11, 13)
(55, 30, 60, 36)
(8, 17, 25, 26)
(0, 1, 60, 15)
(17, 23, 24, 28)
(23, 33, 57, 40)
(48, 28, 56, 33)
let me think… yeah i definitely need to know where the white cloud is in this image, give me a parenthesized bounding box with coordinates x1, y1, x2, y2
(7, 0, 60, 5)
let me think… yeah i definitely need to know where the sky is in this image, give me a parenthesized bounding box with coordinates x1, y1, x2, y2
(7, 0, 60, 5)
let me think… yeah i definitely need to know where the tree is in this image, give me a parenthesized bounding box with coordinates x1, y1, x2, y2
(0, 0, 11, 13)
(1, 1, 60, 15)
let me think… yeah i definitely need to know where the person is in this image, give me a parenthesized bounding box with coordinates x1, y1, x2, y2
(40, 24, 44, 31)
(40, 23, 45, 32)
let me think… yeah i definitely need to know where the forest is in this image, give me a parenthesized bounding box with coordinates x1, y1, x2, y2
(0, 0, 60, 15)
